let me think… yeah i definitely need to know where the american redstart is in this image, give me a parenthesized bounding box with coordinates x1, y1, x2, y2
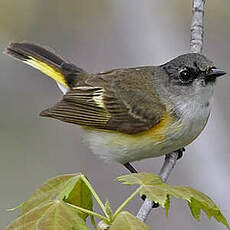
(5, 42, 226, 173)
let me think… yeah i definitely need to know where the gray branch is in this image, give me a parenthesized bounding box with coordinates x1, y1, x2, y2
(190, 0, 206, 53)
(136, 0, 206, 222)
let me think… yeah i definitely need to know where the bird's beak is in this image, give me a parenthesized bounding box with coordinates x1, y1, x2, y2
(206, 67, 226, 78)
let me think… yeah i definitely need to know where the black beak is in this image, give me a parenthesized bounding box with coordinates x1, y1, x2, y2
(206, 67, 226, 78)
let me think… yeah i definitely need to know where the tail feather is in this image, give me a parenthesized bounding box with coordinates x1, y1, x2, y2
(5, 42, 85, 88)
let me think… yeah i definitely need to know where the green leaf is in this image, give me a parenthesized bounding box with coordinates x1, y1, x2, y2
(117, 173, 230, 230)
(110, 211, 150, 230)
(13, 173, 93, 220)
(61, 176, 93, 220)
(5, 200, 90, 230)
(117, 173, 163, 186)
(105, 200, 113, 221)
(19, 174, 81, 215)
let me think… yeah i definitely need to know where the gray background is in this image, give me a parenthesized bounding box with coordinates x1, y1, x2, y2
(0, 0, 229, 229)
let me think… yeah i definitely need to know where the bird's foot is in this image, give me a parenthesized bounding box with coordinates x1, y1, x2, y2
(176, 147, 185, 160)
(141, 194, 159, 208)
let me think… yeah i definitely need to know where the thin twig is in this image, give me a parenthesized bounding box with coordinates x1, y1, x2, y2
(136, 0, 206, 222)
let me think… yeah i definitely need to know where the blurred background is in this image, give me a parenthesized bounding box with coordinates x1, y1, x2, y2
(0, 0, 229, 229)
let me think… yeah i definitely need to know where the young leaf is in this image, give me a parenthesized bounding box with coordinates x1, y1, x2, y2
(5, 200, 90, 230)
(19, 174, 82, 215)
(61, 176, 93, 220)
(110, 211, 150, 230)
(105, 200, 113, 221)
(13, 173, 93, 221)
(117, 173, 230, 230)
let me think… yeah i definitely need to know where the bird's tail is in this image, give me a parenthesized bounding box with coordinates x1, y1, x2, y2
(4, 42, 86, 88)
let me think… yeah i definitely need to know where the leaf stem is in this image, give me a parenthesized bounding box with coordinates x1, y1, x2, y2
(66, 202, 108, 223)
(113, 186, 143, 220)
(81, 175, 109, 219)
(7, 202, 24, 212)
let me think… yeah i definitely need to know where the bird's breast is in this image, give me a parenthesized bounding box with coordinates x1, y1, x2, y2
(170, 92, 213, 150)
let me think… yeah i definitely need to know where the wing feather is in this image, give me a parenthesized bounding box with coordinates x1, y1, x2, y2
(41, 68, 166, 134)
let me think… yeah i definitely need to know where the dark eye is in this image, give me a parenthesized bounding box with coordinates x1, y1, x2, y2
(178, 68, 193, 83)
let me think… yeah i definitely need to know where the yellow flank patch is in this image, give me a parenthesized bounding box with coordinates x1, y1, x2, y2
(23, 56, 69, 88)
(133, 111, 174, 141)
(83, 111, 177, 144)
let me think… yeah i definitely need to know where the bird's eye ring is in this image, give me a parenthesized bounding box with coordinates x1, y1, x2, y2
(178, 68, 193, 83)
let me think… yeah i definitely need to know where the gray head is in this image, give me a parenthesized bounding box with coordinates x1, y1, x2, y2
(159, 53, 226, 99)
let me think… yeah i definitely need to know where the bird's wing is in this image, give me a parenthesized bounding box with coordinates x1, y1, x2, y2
(40, 68, 166, 134)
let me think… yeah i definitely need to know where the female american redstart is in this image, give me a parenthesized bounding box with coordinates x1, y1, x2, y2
(5, 42, 226, 173)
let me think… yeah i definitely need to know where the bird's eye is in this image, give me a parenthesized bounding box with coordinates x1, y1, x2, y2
(178, 68, 193, 83)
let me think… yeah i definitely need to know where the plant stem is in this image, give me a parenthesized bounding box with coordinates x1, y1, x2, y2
(81, 175, 109, 219)
(113, 186, 143, 220)
(66, 202, 108, 223)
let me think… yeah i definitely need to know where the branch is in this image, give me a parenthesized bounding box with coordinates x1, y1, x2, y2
(136, 0, 206, 222)
(190, 0, 206, 53)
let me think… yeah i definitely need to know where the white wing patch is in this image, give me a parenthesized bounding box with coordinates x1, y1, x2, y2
(56, 82, 69, 94)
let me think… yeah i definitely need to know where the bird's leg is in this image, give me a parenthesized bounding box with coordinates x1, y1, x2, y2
(123, 162, 138, 173)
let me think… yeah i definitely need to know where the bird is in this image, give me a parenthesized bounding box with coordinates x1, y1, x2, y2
(5, 42, 226, 174)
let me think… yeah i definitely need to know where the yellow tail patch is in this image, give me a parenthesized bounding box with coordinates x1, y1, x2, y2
(24, 56, 69, 88)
